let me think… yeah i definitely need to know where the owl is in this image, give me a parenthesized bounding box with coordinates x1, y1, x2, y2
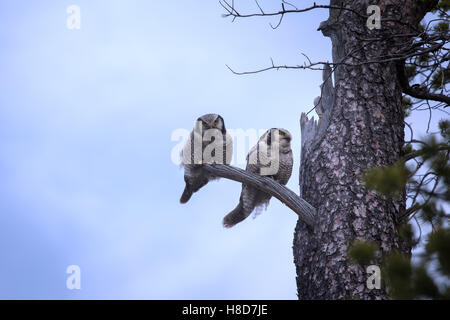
(180, 114, 233, 204)
(223, 128, 293, 228)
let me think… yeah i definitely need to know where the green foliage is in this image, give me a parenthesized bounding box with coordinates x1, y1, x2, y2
(337, 0, 450, 300)
(436, 0, 450, 13)
(384, 253, 414, 299)
(420, 0, 444, 11)
(431, 67, 450, 90)
(417, 136, 445, 160)
(439, 119, 450, 137)
(363, 162, 410, 198)
(402, 96, 413, 118)
(360, 119, 450, 299)
(427, 0, 450, 14)
(426, 229, 450, 276)
(348, 241, 377, 265)
(403, 143, 414, 156)
(371, 0, 450, 301)
(418, 23, 426, 33)
(399, 223, 419, 247)
(405, 65, 418, 81)
(348, 240, 450, 299)
(414, 266, 440, 299)
(434, 21, 449, 32)
(420, 201, 443, 225)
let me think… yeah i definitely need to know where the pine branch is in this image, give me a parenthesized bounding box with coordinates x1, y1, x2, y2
(396, 60, 450, 106)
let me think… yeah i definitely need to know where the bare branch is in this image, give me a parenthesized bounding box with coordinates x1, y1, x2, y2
(219, 0, 367, 20)
(225, 61, 325, 75)
(254, 0, 264, 15)
(202, 164, 316, 228)
(270, 12, 284, 30)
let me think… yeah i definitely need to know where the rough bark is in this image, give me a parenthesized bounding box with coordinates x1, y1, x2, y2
(293, 0, 431, 300)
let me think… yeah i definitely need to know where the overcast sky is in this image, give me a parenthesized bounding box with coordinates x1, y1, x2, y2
(0, 1, 443, 299)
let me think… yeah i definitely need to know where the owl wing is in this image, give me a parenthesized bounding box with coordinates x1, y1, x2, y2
(275, 150, 294, 185)
(181, 131, 203, 166)
(246, 139, 273, 175)
(223, 132, 233, 165)
(245, 142, 261, 174)
(223, 136, 272, 228)
(181, 132, 192, 166)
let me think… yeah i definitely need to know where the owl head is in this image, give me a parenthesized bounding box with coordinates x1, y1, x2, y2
(263, 128, 292, 146)
(194, 113, 227, 134)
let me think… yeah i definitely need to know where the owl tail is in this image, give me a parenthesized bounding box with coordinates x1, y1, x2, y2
(222, 201, 250, 228)
(180, 185, 193, 204)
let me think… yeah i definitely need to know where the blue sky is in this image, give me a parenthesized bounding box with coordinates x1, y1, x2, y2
(0, 1, 442, 299)
(0, 0, 334, 299)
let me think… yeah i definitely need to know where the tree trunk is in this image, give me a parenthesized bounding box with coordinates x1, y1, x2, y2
(293, 0, 432, 300)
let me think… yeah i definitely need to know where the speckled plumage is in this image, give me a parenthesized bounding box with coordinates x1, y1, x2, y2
(223, 128, 293, 228)
(180, 114, 233, 204)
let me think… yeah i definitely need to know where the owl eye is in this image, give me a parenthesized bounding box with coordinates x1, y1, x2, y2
(279, 131, 285, 136)
(214, 120, 219, 125)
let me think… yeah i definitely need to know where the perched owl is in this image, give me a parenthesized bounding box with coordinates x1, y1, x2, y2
(223, 128, 293, 228)
(180, 114, 233, 204)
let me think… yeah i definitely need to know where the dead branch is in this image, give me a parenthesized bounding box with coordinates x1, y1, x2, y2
(202, 164, 316, 227)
